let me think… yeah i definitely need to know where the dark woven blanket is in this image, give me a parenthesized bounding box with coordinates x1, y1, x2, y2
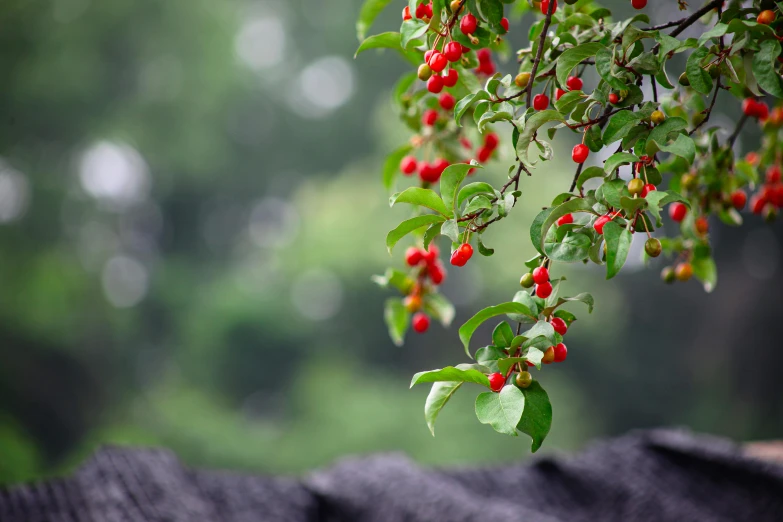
(1, 429, 782, 521)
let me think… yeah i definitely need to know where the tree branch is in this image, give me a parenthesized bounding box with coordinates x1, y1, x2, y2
(526, 1, 556, 108)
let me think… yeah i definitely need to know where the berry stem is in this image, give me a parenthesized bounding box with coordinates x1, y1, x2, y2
(525, 0, 557, 109)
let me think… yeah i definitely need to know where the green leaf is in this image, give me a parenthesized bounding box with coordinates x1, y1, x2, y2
(603, 111, 643, 144)
(620, 196, 647, 213)
(464, 195, 493, 214)
(516, 381, 552, 452)
(537, 198, 594, 253)
(554, 90, 586, 115)
(530, 208, 554, 256)
(423, 292, 455, 326)
(441, 162, 480, 215)
(516, 111, 566, 163)
(454, 91, 491, 126)
(492, 321, 515, 348)
(424, 381, 463, 436)
(423, 222, 443, 250)
(475, 385, 525, 436)
(697, 23, 728, 46)
(384, 298, 409, 346)
(553, 309, 577, 325)
(477, 0, 505, 31)
(655, 133, 695, 165)
(391, 187, 453, 217)
(411, 364, 492, 388)
(556, 43, 605, 89)
(386, 214, 446, 253)
(601, 178, 629, 208)
(576, 166, 606, 192)
(647, 117, 688, 151)
(692, 255, 718, 292)
(382, 144, 413, 191)
(371, 268, 414, 294)
(556, 292, 595, 313)
(508, 291, 539, 324)
(752, 39, 783, 98)
(356, 0, 393, 40)
(596, 48, 627, 91)
(545, 231, 591, 262)
(459, 302, 537, 357)
(603, 220, 632, 279)
(355, 32, 401, 57)
(604, 152, 639, 173)
(441, 218, 459, 242)
(685, 47, 713, 95)
(645, 190, 689, 226)
(401, 20, 429, 49)
(458, 182, 496, 207)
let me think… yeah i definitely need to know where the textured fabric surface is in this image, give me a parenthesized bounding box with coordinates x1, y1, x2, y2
(2, 429, 783, 521)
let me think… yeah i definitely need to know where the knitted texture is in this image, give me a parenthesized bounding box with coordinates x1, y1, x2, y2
(1, 429, 782, 521)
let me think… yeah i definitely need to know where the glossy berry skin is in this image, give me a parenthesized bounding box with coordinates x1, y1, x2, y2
(402, 6, 412, 20)
(557, 213, 573, 226)
(631, 0, 647, 9)
(422, 109, 438, 126)
(550, 317, 568, 336)
(675, 262, 693, 282)
(533, 94, 549, 111)
(500, 17, 509, 32)
(532, 266, 550, 284)
(758, 9, 775, 25)
(428, 263, 445, 286)
(651, 110, 666, 125)
(641, 183, 656, 198)
(572, 144, 589, 164)
(553, 343, 568, 363)
(520, 273, 534, 288)
(669, 202, 688, 222)
(484, 132, 499, 150)
(731, 190, 747, 210)
(412, 312, 430, 333)
(608, 93, 620, 105)
(460, 13, 477, 34)
(439, 93, 455, 111)
(767, 165, 782, 184)
(540, 0, 557, 14)
(751, 194, 768, 215)
(542, 346, 555, 364)
(427, 51, 447, 73)
(628, 178, 644, 195)
(515, 371, 533, 389)
(515, 72, 531, 88)
(400, 156, 417, 175)
(566, 76, 583, 91)
(442, 69, 459, 87)
(593, 214, 611, 234)
(418, 64, 432, 81)
(405, 247, 423, 266)
(443, 41, 462, 62)
(426, 74, 444, 93)
(477, 146, 492, 163)
(645, 238, 662, 258)
(555, 88, 566, 101)
(433, 158, 450, 176)
(450, 243, 473, 267)
(742, 98, 756, 116)
(488, 372, 505, 392)
(536, 281, 553, 299)
(695, 216, 709, 235)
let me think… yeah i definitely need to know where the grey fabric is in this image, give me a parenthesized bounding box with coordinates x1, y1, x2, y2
(2, 429, 783, 521)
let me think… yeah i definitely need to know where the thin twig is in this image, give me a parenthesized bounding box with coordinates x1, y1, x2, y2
(689, 79, 722, 135)
(727, 113, 749, 149)
(526, 0, 557, 108)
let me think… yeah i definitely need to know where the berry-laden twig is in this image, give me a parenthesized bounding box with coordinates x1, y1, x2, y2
(358, 0, 783, 449)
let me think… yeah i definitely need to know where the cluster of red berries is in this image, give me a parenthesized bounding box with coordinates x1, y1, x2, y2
(555, 75, 584, 102)
(404, 245, 447, 334)
(402, 2, 433, 22)
(742, 97, 770, 120)
(751, 164, 783, 216)
(449, 243, 473, 266)
(400, 155, 452, 183)
(532, 266, 553, 298)
(475, 48, 496, 76)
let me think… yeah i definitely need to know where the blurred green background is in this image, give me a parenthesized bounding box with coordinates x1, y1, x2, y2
(1, 0, 782, 484)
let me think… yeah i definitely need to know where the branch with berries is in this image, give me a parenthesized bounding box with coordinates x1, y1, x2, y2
(357, 0, 783, 449)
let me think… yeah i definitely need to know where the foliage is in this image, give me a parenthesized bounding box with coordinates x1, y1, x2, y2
(359, 0, 783, 449)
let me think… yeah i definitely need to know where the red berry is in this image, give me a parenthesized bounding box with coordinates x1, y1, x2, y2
(695, 216, 709, 235)
(443, 41, 462, 62)
(450, 243, 473, 266)
(641, 183, 656, 197)
(553, 343, 568, 362)
(540, 0, 557, 14)
(767, 165, 781, 184)
(433, 158, 450, 176)
(412, 312, 430, 333)
(484, 132, 499, 150)
(730, 190, 747, 210)
(572, 144, 589, 164)
(608, 93, 619, 105)
(488, 372, 505, 392)
(460, 13, 478, 34)
(532, 266, 550, 284)
(476, 48, 491, 63)
(593, 214, 611, 234)
(442, 68, 459, 87)
(428, 261, 445, 285)
(631, 0, 647, 9)
(477, 145, 492, 163)
(422, 109, 438, 126)
(751, 194, 768, 214)
(555, 88, 566, 101)
(757, 101, 769, 121)
(746, 152, 760, 164)
(400, 156, 418, 175)
(427, 74, 444, 93)
(476, 61, 495, 76)
(439, 92, 456, 111)
(542, 346, 555, 364)
(403, 6, 412, 20)
(405, 247, 423, 266)
(428, 51, 447, 73)
(422, 245, 439, 263)
(536, 281, 553, 299)
(770, 183, 783, 208)
(566, 76, 583, 91)
(500, 17, 509, 32)
(742, 98, 757, 117)
(557, 213, 573, 226)
(669, 202, 687, 222)
(460, 137, 472, 150)
(424, 2, 433, 17)
(550, 317, 568, 336)
(533, 94, 549, 111)
(419, 162, 440, 182)
(415, 2, 428, 18)
(758, 9, 776, 25)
